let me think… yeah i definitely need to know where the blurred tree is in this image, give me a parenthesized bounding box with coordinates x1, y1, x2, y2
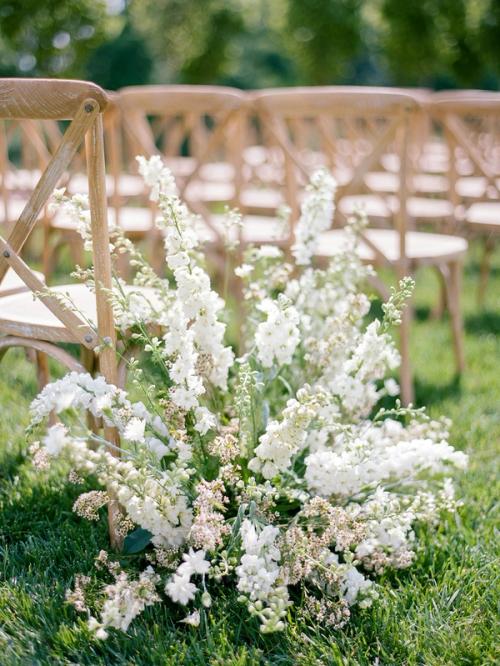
(130, 0, 244, 83)
(380, 0, 487, 87)
(86, 22, 153, 90)
(480, 0, 500, 83)
(284, 0, 364, 84)
(0, 0, 498, 90)
(0, 0, 109, 77)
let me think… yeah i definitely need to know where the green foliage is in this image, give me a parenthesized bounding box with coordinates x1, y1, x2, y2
(86, 22, 153, 90)
(0, 0, 110, 77)
(380, 0, 489, 87)
(129, 0, 244, 83)
(1, 0, 499, 89)
(0, 243, 498, 664)
(285, 0, 364, 84)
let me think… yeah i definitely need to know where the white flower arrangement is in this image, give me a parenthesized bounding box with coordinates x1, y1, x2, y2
(29, 158, 467, 639)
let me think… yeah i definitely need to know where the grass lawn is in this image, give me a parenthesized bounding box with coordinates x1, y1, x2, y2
(0, 244, 499, 665)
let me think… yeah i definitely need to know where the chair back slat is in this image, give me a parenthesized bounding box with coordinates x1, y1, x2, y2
(0, 98, 100, 285)
(0, 79, 113, 354)
(429, 93, 500, 204)
(117, 85, 246, 228)
(252, 87, 419, 263)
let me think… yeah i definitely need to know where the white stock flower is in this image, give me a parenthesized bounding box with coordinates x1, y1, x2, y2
(124, 417, 146, 443)
(43, 423, 69, 455)
(165, 574, 197, 606)
(255, 296, 300, 368)
(291, 168, 337, 265)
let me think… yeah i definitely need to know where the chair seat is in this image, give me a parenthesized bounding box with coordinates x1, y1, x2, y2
(0, 283, 160, 343)
(67, 173, 146, 198)
(4, 169, 42, 191)
(184, 180, 235, 203)
(339, 194, 453, 221)
(0, 268, 44, 296)
(406, 196, 454, 220)
(0, 197, 37, 224)
(465, 202, 500, 233)
(365, 172, 449, 195)
(339, 194, 396, 219)
(456, 177, 488, 200)
(240, 187, 284, 214)
(318, 228, 468, 265)
(164, 158, 235, 182)
(200, 214, 288, 246)
(51, 206, 154, 236)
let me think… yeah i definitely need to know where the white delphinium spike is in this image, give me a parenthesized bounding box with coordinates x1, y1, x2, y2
(291, 168, 337, 266)
(255, 294, 300, 368)
(137, 156, 234, 432)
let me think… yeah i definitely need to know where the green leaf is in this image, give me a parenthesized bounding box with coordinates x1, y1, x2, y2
(123, 528, 152, 554)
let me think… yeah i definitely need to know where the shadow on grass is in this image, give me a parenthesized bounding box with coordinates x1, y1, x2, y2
(414, 305, 432, 322)
(465, 260, 500, 278)
(414, 374, 462, 408)
(465, 311, 500, 336)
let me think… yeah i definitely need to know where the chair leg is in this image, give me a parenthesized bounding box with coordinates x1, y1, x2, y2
(35, 351, 50, 390)
(399, 293, 414, 406)
(431, 265, 448, 320)
(444, 261, 466, 375)
(81, 345, 101, 440)
(478, 236, 495, 306)
(68, 233, 85, 268)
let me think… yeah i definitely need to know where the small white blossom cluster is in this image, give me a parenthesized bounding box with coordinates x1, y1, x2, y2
(165, 548, 210, 605)
(27, 163, 468, 639)
(50, 188, 109, 252)
(291, 168, 337, 265)
(30, 372, 175, 460)
(255, 295, 300, 368)
(236, 520, 290, 633)
(88, 566, 161, 639)
(249, 386, 328, 479)
(305, 418, 468, 499)
(38, 426, 193, 549)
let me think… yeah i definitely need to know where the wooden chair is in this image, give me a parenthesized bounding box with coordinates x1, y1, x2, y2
(117, 85, 256, 254)
(31, 98, 149, 281)
(253, 87, 468, 405)
(0, 78, 131, 547)
(429, 92, 500, 303)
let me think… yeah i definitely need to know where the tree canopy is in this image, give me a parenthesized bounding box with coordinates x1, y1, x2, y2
(0, 0, 498, 90)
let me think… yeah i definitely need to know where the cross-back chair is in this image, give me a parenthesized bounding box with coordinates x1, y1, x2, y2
(117, 85, 253, 250)
(0, 116, 51, 294)
(0, 78, 130, 545)
(430, 92, 500, 303)
(34, 98, 147, 281)
(253, 87, 468, 404)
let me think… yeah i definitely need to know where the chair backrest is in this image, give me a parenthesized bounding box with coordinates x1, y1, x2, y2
(252, 86, 420, 265)
(429, 92, 500, 206)
(116, 85, 246, 230)
(0, 78, 117, 381)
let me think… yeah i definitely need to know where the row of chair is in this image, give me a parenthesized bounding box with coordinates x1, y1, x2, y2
(3, 85, 500, 253)
(1, 81, 499, 406)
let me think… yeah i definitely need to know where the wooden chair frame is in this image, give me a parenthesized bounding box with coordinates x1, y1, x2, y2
(430, 93, 500, 302)
(117, 85, 246, 243)
(0, 78, 121, 547)
(252, 87, 467, 404)
(252, 87, 418, 265)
